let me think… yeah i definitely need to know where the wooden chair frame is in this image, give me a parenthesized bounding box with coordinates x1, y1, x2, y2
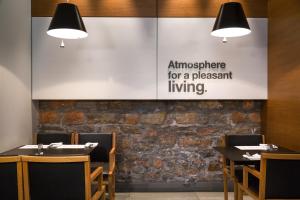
(222, 134, 265, 200)
(21, 156, 105, 200)
(33, 132, 75, 144)
(74, 131, 116, 200)
(238, 153, 300, 200)
(107, 131, 116, 200)
(0, 156, 23, 200)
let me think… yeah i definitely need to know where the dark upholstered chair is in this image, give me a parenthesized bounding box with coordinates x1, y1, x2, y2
(35, 132, 74, 144)
(238, 153, 300, 200)
(75, 132, 116, 200)
(0, 156, 23, 200)
(222, 134, 265, 200)
(22, 156, 105, 200)
(224, 134, 264, 147)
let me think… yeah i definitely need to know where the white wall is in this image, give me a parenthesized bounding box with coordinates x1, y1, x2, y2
(32, 18, 267, 100)
(157, 18, 267, 99)
(0, 0, 32, 152)
(32, 17, 157, 100)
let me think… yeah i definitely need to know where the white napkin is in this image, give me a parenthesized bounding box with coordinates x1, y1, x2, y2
(235, 146, 268, 150)
(260, 144, 278, 149)
(20, 145, 49, 149)
(57, 145, 85, 149)
(48, 142, 63, 148)
(243, 153, 261, 160)
(85, 142, 98, 148)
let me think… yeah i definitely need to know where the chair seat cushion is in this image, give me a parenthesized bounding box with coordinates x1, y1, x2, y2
(91, 162, 109, 179)
(37, 133, 72, 144)
(0, 162, 19, 200)
(78, 133, 113, 162)
(225, 134, 263, 147)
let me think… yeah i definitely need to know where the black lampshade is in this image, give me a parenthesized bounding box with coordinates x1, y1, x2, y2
(211, 2, 251, 38)
(47, 3, 88, 39)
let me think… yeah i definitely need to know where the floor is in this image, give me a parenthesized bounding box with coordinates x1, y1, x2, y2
(115, 192, 253, 200)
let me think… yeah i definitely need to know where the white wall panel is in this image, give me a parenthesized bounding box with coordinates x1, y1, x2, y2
(157, 18, 267, 99)
(0, 0, 32, 152)
(32, 17, 157, 99)
(33, 18, 267, 100)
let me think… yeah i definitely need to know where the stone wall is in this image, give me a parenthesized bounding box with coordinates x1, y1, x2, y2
(36, 100, 262, 191)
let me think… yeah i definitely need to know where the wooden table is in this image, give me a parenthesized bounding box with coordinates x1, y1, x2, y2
(0, 145, 97, 156)
(214, 146, 294, 200)
(214, 146, 293, 163)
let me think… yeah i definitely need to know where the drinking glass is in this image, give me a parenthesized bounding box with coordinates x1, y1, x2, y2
(37, 143, 43, 155)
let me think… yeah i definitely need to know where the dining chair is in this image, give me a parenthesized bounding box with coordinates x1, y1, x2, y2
(238, 153, 300, 200)
(35, 132, 74, 144)
(222, 134, 265, 200)
(22, 155, 106, 200)
(75, 132, 116, 200)
(0, 156, 23, 200)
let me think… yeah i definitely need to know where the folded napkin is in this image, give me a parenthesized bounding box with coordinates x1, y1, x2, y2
(243, 153, 261, 160)
(260, 144, 278, 149)
(57, 145, 85, 149)
(235, 146, 268, 150)
(48, 142, 63, 148)
(20, 145, 49, 149)
(85, 142, 98, 148)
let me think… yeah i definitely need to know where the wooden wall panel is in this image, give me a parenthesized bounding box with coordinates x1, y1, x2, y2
(263, 0, 300, 150)
(158, 0, 267, 17)
(32, 0, 156, 17)
(32, 0, 267, 17)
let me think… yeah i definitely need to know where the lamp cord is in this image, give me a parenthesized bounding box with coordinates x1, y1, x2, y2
(62, 0, 70, 48)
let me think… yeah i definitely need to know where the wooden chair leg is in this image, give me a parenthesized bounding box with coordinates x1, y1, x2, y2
(112, 174, 115, 198)
(234, 180, 238, 200)
(101, 185, 106, 200)
(108, 175, 115, 200)
(238, 184, 243, 200)
(223, 171, 228, 200)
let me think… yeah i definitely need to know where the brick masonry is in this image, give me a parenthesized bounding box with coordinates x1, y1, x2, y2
(36, 100, 263, 191)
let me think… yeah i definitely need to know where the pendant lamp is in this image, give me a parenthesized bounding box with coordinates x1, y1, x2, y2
(211, 2, 251, 38)
(47, 3, 87, 39)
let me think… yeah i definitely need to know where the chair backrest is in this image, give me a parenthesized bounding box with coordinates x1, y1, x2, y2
(0, 156, 23, 200)
(262, 153, 300, 199)
(76, 132, 115, 162)
(224, 134, 264, 147)
(36, 132, 73, 144)
(22, 156, 91, 200)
